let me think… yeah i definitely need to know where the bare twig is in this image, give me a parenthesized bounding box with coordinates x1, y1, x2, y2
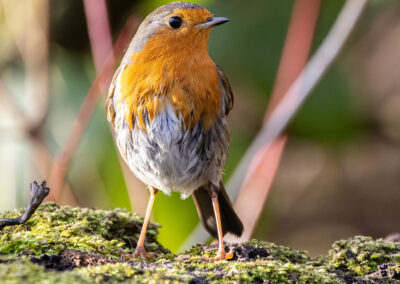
(23, 0, 50, 130)
(0, 2, 73, 204)
(85, 1, 146, 212)
(264, 0, 321, 119)
(0, 181, 49, 230)
(1, 1, 51, 135)
(0, 68, 77, 207)
(47, 15, 140, 202)
(0, 80, 77, 206)
(82, 2, 147, 213)
(227, 0, 321, 243)
(181, 0, 368, 249)
(227, 0, 367, 209)
(0, 81, 27, 128)
(83, 0, 114, 73)
(47, 64, 106, 202)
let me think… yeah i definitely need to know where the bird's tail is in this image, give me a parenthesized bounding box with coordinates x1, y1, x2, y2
(192, 183, 243, 238)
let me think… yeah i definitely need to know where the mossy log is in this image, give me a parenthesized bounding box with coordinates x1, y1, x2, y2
(0, 203, 399, 283)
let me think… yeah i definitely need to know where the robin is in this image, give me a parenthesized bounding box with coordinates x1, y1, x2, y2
(106, 1, 243, 261)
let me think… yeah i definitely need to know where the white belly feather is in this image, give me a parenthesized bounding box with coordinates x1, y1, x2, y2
(114, 103, 229, 198)
(111, 67, 230, 198)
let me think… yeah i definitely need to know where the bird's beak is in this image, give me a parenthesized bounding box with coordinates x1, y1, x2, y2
(196, 17, 230, 29)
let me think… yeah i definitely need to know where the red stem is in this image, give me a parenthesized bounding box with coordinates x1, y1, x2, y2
(229, 0, 321, 242)
(47, 15, 140, 202)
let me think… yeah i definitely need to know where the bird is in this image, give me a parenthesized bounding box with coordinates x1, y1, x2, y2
(106, 1, 243, 261)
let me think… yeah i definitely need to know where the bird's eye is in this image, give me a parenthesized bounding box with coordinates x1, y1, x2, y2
(169, 16, 182, 29)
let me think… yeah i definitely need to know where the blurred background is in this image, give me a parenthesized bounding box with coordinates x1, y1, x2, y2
(0, 0, 399, 255)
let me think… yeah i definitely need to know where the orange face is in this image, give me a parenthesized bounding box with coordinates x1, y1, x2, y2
(162, 8, 214, 39)
(118, 7, 223, 130)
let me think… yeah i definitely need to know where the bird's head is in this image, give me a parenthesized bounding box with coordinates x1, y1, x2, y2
(123, 2, 229, 63)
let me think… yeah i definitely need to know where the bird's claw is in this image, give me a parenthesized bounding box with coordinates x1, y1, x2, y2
(203, 248, 234, 262)
(124, 246, 157, 260)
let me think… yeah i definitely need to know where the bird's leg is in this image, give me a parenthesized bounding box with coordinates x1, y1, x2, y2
(204, 185, 234, 262)
(131, 187, 158, 259)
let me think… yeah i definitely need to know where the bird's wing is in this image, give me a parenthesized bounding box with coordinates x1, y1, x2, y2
(216, 65, 234, 115)
(105, 66, 121, 129)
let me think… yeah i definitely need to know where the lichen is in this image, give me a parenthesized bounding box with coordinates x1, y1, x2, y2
(1, 204, 399, 283)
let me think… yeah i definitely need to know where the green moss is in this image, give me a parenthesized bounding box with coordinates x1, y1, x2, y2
(385, 263, 400, 279)
(0, 203, 166, 259)
(77, 263, 137, 282)
(171, 244, 338, 283)
(0, 259, 92, 283)
(1, 205, 399, 283)
(246, 239, 310, 263)
(327, 235, 400, 275)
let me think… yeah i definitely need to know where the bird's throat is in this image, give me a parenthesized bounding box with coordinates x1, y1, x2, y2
(118, 34, 221, 131)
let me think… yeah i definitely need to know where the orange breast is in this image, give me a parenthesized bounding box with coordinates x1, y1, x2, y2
(117, 26, 221, 131)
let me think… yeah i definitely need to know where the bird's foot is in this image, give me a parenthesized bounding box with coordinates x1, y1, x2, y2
(124, 246, 157, 260)
(203, 247, 234, 262)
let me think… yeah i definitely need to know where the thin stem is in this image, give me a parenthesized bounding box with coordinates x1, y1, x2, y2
(181, 0, 368, 249)
(47, 15, 140, 202)
(227, 0, 367, 204)
(227, 0, 321, 243)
